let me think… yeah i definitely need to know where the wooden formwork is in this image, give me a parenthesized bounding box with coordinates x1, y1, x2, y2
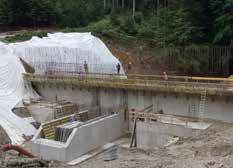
(42, 114, 77, 140)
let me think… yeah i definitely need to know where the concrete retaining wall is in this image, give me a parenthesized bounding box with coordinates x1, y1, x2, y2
(127, 91, 233, 122)
(35, 84, 233, 123)
(32, 113, 125, 161)
(136, 121, 201, 149)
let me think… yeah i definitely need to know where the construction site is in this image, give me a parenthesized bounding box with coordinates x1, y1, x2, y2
(0, 32, 233, 168)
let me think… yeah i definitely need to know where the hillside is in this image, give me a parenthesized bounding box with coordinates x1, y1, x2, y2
(0, 0, 233, 76)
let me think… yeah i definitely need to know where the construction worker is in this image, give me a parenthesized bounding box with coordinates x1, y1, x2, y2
(84, 61, 88, 74)
(116, 63, 121, 75)
(163, 72, 168, 80)
(128, 61, 132, 72)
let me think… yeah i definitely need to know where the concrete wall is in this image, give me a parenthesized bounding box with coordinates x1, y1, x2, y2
(136, 121, 201, 150)
(36, 85, 95, 106)
(36, 85, 126, 114)
(32, 113, 125, 161)
(35, 84, 233, 123)
(127, 91, 233, 122)
(27, 104, 54, 123)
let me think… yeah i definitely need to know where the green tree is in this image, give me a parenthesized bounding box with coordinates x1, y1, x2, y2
(0, 0, 10, 26)
(30, 0, 56, 27)
(210, 0, 233, 44)
(138, 7, 201, 46)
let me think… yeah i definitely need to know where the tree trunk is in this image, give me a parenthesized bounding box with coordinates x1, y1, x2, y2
(122, 0, 124, 8)
(157, 0, 160, 27)
(112, 0, 115, 13)
(132, 0, 135, 18)
(157, 0, 160, 12)
(104, 0, 106, 9)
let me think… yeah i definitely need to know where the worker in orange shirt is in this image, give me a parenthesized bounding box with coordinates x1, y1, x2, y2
(128, 62, 132, 73)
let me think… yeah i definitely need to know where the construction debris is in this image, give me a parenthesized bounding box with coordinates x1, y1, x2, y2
(0, 127, 11, 146)
(103, 144, 118, 161)
(1, 158, 50, 168)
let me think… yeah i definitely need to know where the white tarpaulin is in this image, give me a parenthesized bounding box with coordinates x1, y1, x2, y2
(0, 42, 36, 144)
(0, 32, 125, 144)
(11, 32, 125, 75)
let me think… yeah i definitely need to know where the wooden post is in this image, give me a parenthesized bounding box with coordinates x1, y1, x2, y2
(130, 117, 137, 148)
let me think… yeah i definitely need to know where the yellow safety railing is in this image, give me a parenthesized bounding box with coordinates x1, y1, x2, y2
(24, 73, 233, 96)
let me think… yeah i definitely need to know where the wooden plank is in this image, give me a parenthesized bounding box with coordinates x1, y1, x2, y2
(130, 118, 137, 148)
(67, 143, 115, 166)
(42, 114, 76, 139)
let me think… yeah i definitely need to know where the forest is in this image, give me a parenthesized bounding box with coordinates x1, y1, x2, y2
(0, 0, 232, 46)
(0, 0, 233, 76)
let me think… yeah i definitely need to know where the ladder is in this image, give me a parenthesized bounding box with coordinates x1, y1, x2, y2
(199, 89, 207, 120)
(190, 103, 196, 116)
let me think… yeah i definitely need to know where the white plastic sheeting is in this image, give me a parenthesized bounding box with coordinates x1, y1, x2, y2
(0, 32, 125, 144)
(0, 42, 36, 144)
(11, 32, 125, 75)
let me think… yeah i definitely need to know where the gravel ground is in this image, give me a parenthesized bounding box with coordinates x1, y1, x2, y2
(74, 122, 233, 168)
(0, 151, 59, 168)
(1, 122, 233, 168)
(0, 126, 55, 168)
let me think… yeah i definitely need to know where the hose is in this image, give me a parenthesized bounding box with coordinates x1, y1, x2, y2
(2, 144, 34, 158)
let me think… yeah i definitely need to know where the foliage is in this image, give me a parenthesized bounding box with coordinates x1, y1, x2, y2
(0, 0, 104, 27)
(0, 0, 232, 45)
(137, 8, 201, 46)
(210, 0, 233, 44)
(0, 0, 233, 76)
(0, 0, 56, 27)
(54, 0, 102, 27)
(4, 31, 47, 43)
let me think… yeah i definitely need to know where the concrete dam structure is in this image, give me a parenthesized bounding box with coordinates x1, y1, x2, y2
(3, 32, 233, 166)
(13, 33, 233, 163)
(25, 73, 233, 123)
(23, 71, 233, 162)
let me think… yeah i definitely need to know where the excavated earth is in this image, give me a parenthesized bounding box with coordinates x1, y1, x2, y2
(76, 122, 233, 168)
(1, 121, 231, 168)
(0, 126, 55, 168)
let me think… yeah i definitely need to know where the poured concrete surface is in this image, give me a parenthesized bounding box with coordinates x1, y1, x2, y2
(27, 103, 54, 123)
